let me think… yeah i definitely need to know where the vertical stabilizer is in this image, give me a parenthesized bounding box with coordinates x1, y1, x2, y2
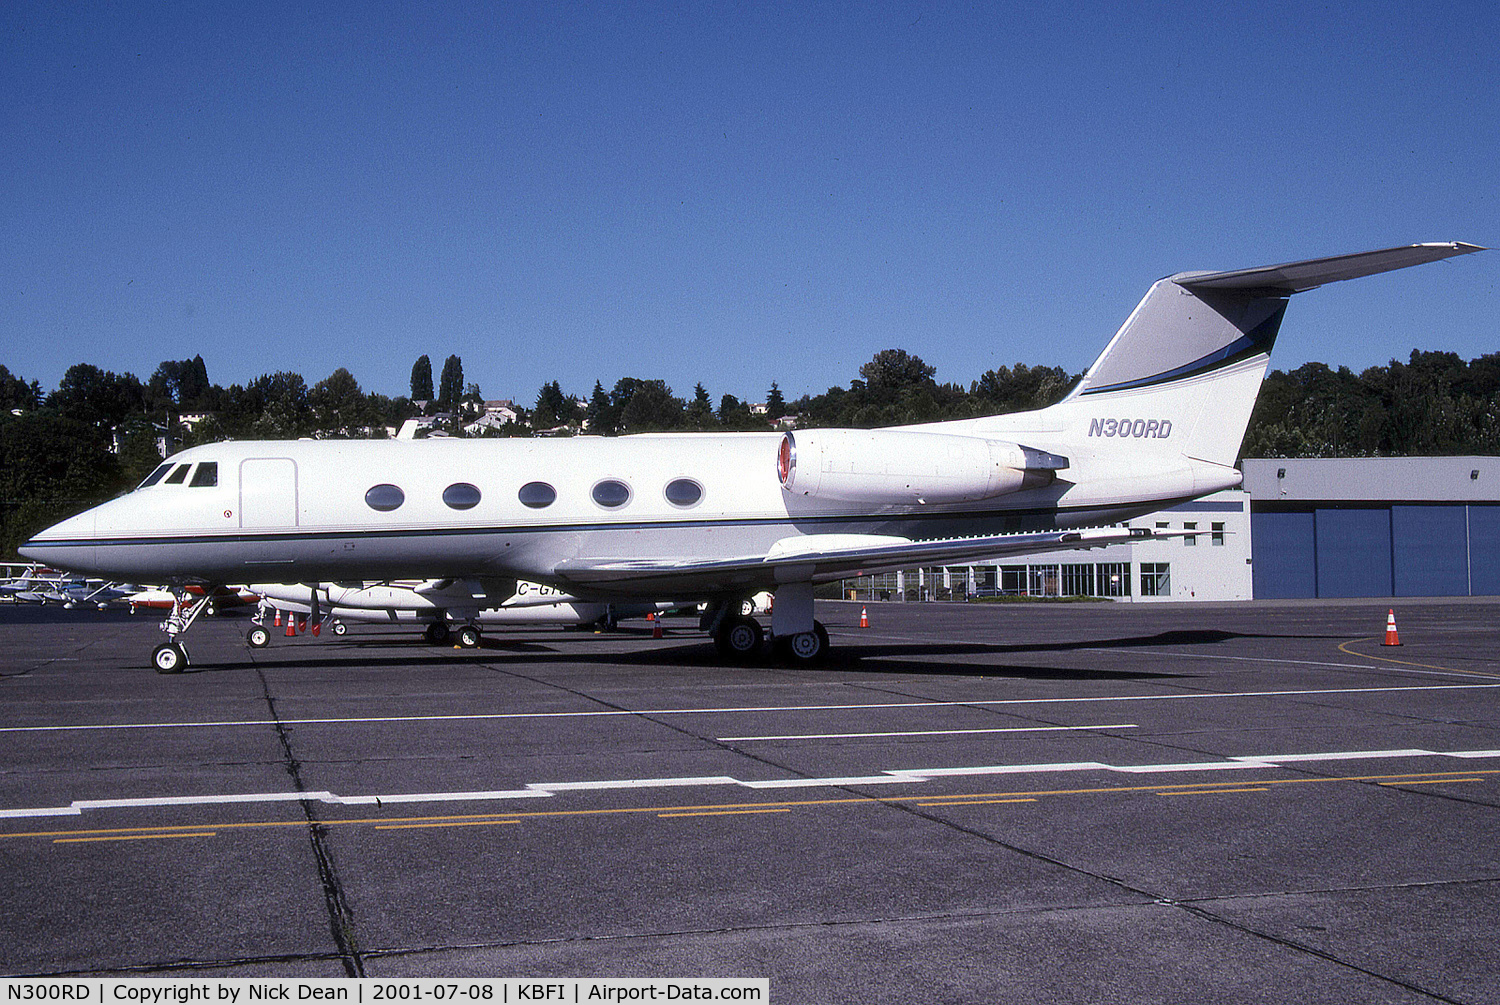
(1056, 242, 1484, 467)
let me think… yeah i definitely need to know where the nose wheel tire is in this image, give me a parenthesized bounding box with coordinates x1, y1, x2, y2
(332, 620, 347, 636)
(457, 624, 482, 648)
(152, 642, 188, 673)
(246, 626, 271, 648)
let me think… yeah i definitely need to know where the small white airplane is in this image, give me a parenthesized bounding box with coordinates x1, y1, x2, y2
(246, 579, 677, 648)
(20, 242, 1485, 672)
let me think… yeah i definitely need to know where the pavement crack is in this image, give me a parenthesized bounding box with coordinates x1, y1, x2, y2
(254, 667, 366, 977)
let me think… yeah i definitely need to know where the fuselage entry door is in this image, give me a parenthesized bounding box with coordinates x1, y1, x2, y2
(239, 458, 299, 529)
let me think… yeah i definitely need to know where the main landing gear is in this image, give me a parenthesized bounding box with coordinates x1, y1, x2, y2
(704, 589, 830, 664)
(422, 620, 482, 648)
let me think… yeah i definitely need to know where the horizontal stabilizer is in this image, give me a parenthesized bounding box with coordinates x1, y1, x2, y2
(1174, 242, 1485, 294)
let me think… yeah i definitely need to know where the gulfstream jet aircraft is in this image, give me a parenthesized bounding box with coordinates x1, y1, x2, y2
(21, 242, 1485, 671)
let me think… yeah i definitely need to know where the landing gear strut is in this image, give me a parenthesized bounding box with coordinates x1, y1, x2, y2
(151, 589, 214, 673)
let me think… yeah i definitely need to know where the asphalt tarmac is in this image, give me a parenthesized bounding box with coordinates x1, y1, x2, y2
(3, 597, 1500, 1003)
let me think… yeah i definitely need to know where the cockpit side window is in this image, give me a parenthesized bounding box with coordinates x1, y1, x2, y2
(138, 463, 173, 489)
(189, 462, 219, 488)
(163, 464, 190, 485)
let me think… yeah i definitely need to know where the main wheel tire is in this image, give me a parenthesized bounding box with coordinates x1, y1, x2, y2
(152, 642, 187, 673)
(247, 626, 271, 648)
(332, 620, 347, 636)
(424, 622, 451, 645)
(785, 620, 830, 664)
(457, 624, 481, 648)
(715, 616, 763, 658)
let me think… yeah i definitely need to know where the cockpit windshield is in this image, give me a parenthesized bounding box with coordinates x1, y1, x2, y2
(137, 463, 173, 489)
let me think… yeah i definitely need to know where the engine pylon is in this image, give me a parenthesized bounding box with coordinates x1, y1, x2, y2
(1383, 609, 1402, 647)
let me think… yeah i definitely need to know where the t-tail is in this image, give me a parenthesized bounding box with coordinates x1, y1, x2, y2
(1050, 242, 1485, 469)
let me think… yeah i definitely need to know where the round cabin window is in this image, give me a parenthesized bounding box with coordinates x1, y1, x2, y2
(442, 482, 482, 510)
(518, 481, 557, 509)
(591, 479, 631, 508)
(365, 484, 405, 512)
(664, 478, 703, 508)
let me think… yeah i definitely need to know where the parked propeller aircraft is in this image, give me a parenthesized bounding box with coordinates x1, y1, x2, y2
(246, 579, 677, 648)
(20, 242, 1485, 671)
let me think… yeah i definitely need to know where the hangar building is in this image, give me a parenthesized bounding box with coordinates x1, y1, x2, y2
(1241, 456, 1499, 599)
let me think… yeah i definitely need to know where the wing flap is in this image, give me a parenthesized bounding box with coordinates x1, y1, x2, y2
(551, 527, 1148, 596)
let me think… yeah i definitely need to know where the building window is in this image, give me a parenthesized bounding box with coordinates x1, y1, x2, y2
(1183, 521, 1197, 546)
(1141, 562, 1171, 596)
(1029, 565, 1059, 597)
(364, 484, 405, 512)
(1000, 565, 1026, 596)
(1061, 563, 1095, 596)
(1098, 562, 1131, 597)
(1211, 521, 1225, 546)
(518, 482, 556, 508)
(442, 483, 482, 510)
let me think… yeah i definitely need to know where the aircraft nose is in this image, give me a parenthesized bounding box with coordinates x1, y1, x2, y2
(18, 508, 98, 573)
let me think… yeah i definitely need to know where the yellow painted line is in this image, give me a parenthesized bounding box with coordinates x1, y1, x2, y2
(54, 832, 216, 843)
(916, 798, 1038, 807)
(12, 768, 1500, 844)
(1377, 777, 1485, 787)
(1337, 639, 1500, 678)
(1157, 787, 1271, 796)
(658, 808, 793, 818)
(374, 819, 521, 830)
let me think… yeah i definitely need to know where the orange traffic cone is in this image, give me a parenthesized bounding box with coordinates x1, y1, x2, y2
(652, 616, 663, 639)
(285, 618, 296, 637)
(860, 606, 870, 628)
(273, 609, 281, 627)
(1383, 609, 1401, 646)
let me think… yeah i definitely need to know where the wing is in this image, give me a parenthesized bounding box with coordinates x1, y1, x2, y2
(551, 527, 1154, 597)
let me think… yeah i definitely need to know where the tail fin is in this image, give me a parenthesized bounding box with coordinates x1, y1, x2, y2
(1059, 242, 1484, 467)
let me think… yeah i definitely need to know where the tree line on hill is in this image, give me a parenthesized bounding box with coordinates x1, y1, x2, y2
(3, 347, 1498, 558)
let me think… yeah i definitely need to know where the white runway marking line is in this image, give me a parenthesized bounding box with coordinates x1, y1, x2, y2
(4, 683, 1500, 734)
(717, 723, 1138, 741)
(1098, 648, 1500, 680)
(6, 748, 1500, 821)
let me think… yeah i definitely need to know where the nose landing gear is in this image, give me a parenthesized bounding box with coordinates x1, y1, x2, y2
(151, 589, 214, 673)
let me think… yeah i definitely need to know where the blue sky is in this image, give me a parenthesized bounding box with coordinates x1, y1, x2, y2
(2, 1, 1495, 407)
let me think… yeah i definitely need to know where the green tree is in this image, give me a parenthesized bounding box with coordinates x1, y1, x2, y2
(410, 355, 434, 402)
(618, 380, 685, 432)
(0, 365, 41, 411)
(533, 381, 568, 429)
(437, 355, 463, 410)
(765, 382, 786, 421)
(685, 383, 716, 429)
(586, 381, 616, 434)
(0, 414, 124, 558)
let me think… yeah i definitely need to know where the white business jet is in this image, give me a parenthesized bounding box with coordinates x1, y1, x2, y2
(21, 242, 1484, 672)
(246, 579, 677, 648)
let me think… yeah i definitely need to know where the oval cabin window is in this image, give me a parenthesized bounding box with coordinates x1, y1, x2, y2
(442, 482, 482, 510)
(591, 479, 631, 508)
(518, 481, 557, 509)
(664, 478, 703, 508)
(364, 484, 405, 512)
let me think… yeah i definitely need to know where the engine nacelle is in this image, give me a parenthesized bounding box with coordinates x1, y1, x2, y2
(777, 429, 1066, 505)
